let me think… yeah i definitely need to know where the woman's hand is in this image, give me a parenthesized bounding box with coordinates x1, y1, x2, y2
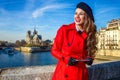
(85, 57, 93, 65)
(68, 57, 78, 66)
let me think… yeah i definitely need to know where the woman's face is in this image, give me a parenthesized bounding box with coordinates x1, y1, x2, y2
(74, 8, 85, 26)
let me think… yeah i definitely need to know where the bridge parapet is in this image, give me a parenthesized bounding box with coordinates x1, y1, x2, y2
(0, 61, 120, 80)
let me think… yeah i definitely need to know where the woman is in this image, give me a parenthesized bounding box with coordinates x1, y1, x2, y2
(51, 2, 97, 80)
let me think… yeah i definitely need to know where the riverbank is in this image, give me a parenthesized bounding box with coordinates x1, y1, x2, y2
(97, 49, 120, 57)
(15, 46, 51, 53)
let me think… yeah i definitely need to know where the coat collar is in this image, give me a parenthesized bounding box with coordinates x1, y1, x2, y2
(67, 22, 88, 39)
(66, 22, 76, 30)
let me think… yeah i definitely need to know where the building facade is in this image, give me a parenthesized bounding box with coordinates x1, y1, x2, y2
(98, 18, 120, 50)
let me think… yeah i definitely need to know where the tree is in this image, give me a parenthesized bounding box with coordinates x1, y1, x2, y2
(15, 40, 21, 47)
(44, 39, 52, 46)
(21, 39, 27, 46)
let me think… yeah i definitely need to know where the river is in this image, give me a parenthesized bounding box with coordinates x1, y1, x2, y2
(0, 50, 57, 69)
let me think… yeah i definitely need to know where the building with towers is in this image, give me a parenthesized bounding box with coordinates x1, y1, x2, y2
(26, 27, 42, 45)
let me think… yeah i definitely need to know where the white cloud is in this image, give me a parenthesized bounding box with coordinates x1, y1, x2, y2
(32, 4, 71, 18)
(95, 7, 120, 16)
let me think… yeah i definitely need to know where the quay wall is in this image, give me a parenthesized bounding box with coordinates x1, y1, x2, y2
(97, 49, 120, 57)
(15, 47, 31, 52)
(0, 61, 120, 80)
(15, 47, 50, 53)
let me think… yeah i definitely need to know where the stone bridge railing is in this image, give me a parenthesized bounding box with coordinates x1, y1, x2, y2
(88, 61, 120, 80)
(0, 61, 120, 80)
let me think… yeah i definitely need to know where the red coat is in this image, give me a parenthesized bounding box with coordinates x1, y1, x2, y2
(51, 23, 88, 80)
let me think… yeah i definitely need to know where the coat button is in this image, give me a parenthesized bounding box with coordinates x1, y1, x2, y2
(64, 74, 68, 78)
(67, 43, 70, 46)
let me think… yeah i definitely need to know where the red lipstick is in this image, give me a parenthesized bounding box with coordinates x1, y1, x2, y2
(75, 18, 80, 22)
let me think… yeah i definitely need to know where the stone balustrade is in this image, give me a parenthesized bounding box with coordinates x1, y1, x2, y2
(88, 61, 120, 80)
(0, 61, 120, 80)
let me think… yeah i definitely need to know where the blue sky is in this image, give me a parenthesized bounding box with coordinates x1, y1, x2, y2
(0, 0, 120, 42)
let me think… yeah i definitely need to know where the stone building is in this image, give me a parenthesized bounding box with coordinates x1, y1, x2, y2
(26, 28, 42, 45)
(98, 18, 120, 50)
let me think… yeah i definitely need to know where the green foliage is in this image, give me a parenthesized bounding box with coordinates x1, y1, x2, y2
(25, 44, 33, 47)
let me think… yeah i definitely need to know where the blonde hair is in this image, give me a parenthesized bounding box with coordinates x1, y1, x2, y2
(83, 13, 97, 58)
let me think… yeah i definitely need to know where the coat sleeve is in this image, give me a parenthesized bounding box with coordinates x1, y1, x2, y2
(51, 26, 70, 64)
(51, 26, 64, 60)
